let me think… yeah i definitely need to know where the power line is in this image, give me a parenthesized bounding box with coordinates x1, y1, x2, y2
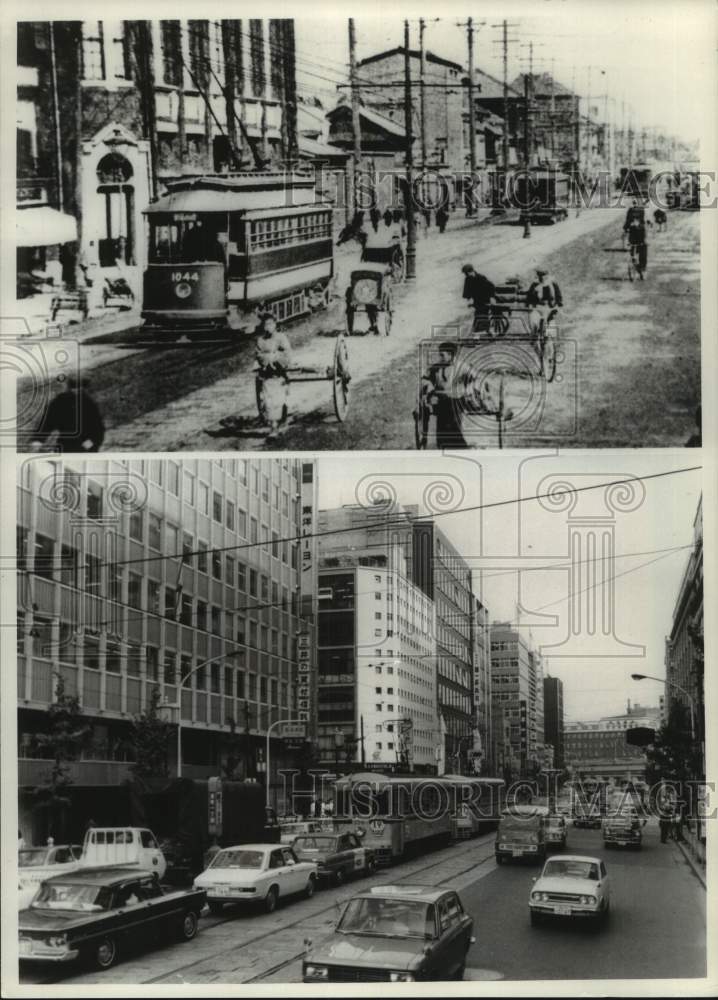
(24, 464, 698, 576)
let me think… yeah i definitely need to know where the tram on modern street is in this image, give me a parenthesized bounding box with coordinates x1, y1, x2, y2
(442, 775, 507, 839)
(141, 172, 334, 333)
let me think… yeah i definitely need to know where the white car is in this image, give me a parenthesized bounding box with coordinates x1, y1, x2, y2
(194, 843, 318, 914)
(529, 854, 610, 926)
(18, 845, 83, 909)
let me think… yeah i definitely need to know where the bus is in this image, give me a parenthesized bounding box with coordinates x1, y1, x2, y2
(142, 172, 334, 333)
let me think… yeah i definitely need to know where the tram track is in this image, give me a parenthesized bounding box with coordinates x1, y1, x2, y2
(141, 832, 497, 986)
(20, 832, 496, 986)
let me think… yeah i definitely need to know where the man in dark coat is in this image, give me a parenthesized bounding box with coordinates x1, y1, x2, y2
(461, 264, 496, 333)
(30, 374, 105, 452)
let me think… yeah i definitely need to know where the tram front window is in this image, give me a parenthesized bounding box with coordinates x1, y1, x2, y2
(150, 218, 226, 264)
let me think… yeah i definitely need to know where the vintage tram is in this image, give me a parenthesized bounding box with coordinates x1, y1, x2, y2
(442, 775, 507, 839)
(141, 172, 334, 332)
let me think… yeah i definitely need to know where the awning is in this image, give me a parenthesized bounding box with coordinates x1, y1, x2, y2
(16, 206, 77, 247)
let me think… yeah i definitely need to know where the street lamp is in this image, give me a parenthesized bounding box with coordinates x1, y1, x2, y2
(163, 650, 241, 779)
(630, 673, 696, 741)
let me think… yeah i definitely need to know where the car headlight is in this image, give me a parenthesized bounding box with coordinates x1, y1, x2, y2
(580, 895, 596, 905)
(304, 964, 329, 980)
(531, 892, 542, 901)
(390, 972, 416, 982)
(45, 935, 67, 948)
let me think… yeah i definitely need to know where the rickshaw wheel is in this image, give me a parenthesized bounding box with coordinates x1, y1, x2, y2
(255, 377, 268, 425)
(382, 304, 393, 336)
(332, 336, 351, 422)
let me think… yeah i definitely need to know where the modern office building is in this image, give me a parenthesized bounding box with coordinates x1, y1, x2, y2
(543, 675, 565, 770)
(17, 456, 312, 834)
(316, 555, 437, 773)
(470, 595, 493, 774)
(317, 501, 476, 770)
(490, 623, 545, 780)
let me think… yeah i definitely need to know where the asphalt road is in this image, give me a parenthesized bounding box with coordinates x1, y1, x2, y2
(16, 822, 705, 986)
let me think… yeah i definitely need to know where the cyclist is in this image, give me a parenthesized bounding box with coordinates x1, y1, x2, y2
(255, 313, 292, 435)
(526, 267, 563, 345)
(622, 198, 650, 278)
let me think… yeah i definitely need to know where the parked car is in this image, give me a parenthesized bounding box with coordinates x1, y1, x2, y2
(292, 831, 376, 884)
(529, 855, 610, 927)
(303, 884, 475, 983)
(18, 844, 83, 910)
(18, 868, 206, 970)
(545, 814, 568, 850)
(193, 843, 317, 914)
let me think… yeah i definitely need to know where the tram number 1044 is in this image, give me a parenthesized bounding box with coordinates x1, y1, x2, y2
(171, 271, 200, 283)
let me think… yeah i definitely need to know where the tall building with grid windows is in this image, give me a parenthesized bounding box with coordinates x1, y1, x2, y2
(16, 456, 314, 831)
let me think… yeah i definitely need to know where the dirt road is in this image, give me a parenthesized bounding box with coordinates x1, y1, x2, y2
(18, 208, 700, 451)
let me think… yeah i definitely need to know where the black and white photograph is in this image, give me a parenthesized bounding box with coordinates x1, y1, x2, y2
(8, 3, 708, 452)
(0, 1, 716, 998)
(5, 452, 710, 989)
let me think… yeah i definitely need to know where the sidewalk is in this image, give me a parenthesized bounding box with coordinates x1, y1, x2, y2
(675, 824, 707, 889)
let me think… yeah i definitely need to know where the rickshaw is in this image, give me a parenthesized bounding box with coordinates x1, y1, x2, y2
(361, 236, 405, 283)
(255, 334, 352, 425)
(345, 264, 394, 336)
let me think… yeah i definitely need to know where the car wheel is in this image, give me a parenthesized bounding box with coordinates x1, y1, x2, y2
(455, 963, 466, 981)
(305, 876, 316, 899)
(92, 936, 118, 970)
(530, 911, 542, 927)
(264, 885, 279, 914)
(495, 854, 504, 865)
(208, 901, 224, 915)
(366, 857, 377, 875)
(179, 910, 199, 941)
(334, 868, 345, 886)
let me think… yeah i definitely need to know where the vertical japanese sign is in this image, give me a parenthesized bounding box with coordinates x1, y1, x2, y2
(298, 463, 318, 742)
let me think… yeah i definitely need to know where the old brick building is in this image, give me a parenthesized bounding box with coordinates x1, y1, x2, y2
(16, 19, 298, 298)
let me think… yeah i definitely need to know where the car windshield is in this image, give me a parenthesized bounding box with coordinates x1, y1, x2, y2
(337, 897, 435, 939)
(543, 860, 599, 881)
(293, 837, 336, 851)
(18, 849, 51, 867)
(210, 849, 265, 870)
(31, 883, 110, 912)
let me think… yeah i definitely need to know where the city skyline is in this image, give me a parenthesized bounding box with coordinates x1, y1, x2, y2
(317, 453, 701, 724)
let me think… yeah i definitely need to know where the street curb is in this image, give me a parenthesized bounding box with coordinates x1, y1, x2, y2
(675, 837, 707, 890)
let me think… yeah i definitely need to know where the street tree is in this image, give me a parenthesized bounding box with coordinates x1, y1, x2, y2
(32, 672, 93, 841)
(644, 701, 702, 791)
(129, 685, 173, 779)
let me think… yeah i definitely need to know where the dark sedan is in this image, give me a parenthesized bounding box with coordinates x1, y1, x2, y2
(18, 867, 206, 970)
(303, 884, 475, 982)
(292, 831, 376, 884)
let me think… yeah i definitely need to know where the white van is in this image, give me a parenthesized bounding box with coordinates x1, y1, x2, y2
(17, 828, 166, 909)
(81, 827, 167, 878)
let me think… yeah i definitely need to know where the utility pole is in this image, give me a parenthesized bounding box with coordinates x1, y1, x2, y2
(348, 18, 362, 216)
(502, 20, 510, 172)
(585, 65, 592, 175)
(523, 71, 531, 238)
(549, 56, 556, 164)
(360, 714, 366, 765)
(137, 21, 159, 199)
(419, 18, 427, 170)
(466, 18, 477, 217)
(403, 20, 417, 279)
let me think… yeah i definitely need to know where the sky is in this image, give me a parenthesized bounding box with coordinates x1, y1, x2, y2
(317, 451, 702, 725)
(293, 0, 715, 147)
